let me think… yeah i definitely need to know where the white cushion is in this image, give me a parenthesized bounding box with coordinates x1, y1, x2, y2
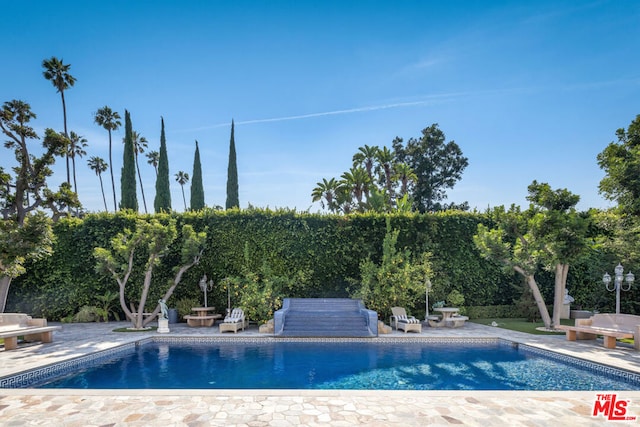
(397, 314, 419, 324)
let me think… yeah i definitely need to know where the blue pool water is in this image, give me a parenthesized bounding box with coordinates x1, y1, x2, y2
(33, 340, 638, 390)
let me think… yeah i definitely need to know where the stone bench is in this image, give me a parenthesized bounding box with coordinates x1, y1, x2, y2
(0, 313, 61, 351)
(184, 314, 221, 327)
(445, 315, 469, 328)
(557, 313, 640, 349)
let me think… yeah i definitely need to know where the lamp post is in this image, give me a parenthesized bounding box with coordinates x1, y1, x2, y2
(425, 278, 432, 321)
(603, 263, 635, 314)
(198, 274, 214, 308)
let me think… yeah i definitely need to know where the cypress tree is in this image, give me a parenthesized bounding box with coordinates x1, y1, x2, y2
(226, 119, 239, 209)
(119, 110, 138, 211)
(154, 117, 172, 212)
(190, 140, 205, 210)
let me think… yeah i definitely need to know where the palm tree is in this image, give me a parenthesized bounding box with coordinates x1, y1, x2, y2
(340, 166, 370, 211)
(88, 156, 109, 211)
(94, 106, 121, 211)
(335, 185, 353, 214)
(175, 171, 189, 211)
(42, 56, 76, 185)
(352, 144, 379, 183)
(374, 146, 395, 208)
(129, 131, 149, 213)
(146, 150, 159, 176)
(68, 131, 88, 198)
(311, 177, 340, 212)
(394, 162, 417, 197)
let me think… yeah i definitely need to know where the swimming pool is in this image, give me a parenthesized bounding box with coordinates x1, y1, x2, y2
(9, 337, 640, 390)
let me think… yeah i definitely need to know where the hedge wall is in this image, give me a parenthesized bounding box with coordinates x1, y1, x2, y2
(8, 208, 613, 320)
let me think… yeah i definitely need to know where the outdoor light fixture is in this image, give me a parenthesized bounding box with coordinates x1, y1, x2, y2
(198, 274, 214, 308)
(603, 263, 635, 314)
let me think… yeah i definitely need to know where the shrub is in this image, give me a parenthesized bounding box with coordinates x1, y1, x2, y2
(176, 297, 200, 321)
(351, 219, 432, 321)
(73, 306, 102, 322)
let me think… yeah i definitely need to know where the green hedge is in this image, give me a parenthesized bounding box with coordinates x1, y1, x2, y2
(8, 208, 609, 320)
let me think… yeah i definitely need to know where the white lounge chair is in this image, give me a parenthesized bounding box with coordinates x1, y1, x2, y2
(390, 307, 422, 333)
(219, 308, 247, 333)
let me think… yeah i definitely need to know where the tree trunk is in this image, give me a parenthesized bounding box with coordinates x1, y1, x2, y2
(135, 154, 148, 213)
(108, 130, 117, 211)
(136, 267, 154, 329)
(0, 275, 13, 313)
(514, 266, 552, 329)
(552, 264, 569, 328)
(99, 174, 108, 211)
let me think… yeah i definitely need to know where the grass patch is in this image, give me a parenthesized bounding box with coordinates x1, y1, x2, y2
(470, 318, 572, 335)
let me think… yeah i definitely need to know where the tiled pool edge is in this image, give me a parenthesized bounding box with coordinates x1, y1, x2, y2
(4, 336, 640, 389)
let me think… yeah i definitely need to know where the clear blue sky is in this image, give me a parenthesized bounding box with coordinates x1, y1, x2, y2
(2, 0, 639, 213)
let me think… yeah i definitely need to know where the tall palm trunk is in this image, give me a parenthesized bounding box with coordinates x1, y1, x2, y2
(72, 156, 78, 196)
(108, 129, 117, 211)
(180, 185, 187, 211)
(135, 153, 148, 213)
(61, 91, 70, 185)
(98, 173, 108, 211)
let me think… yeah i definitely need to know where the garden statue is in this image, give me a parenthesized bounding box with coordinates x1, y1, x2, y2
(158, 299, 168, 320)
(563, 289, 574, 305)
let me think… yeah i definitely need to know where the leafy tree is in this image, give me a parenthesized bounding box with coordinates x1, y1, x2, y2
(393, 124, 468, 212)
(154, 117, 171, 213)
(474, 205, 551, 327)
(94, 217, 207, 329)
(68, 131, 87, 199)
(146, 150, 159, 176)
(42, 56, 76, 185)
(119, 110, 137, 211)
(175, 171, 189, 211)
(597, 114, 640, 215)
(526, 181, 589, 326)
(226, 120, 239, 209)
(0, 100, 78, 311)
(190, 140, 205, 210)
(130, 130, 148, 213)
(474, 181, 588, 328)
(0, 212, 54, 312)
(94, 106, 121, 211)
(87, 156, 109, 211)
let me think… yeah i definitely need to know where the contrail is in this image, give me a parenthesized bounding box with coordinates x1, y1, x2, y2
(177, 98, 449, 132)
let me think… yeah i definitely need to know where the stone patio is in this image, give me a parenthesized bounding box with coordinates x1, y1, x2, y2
(2, 320, 640, 426)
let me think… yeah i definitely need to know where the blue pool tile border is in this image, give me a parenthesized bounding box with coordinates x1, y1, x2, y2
(515, 342, 640, 385)
(2, 336, 640, 388)
(0, 342, 138, 388)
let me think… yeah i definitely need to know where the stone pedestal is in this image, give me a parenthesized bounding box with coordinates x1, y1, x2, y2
(157, 318, 170, 333)
(560, 304, 570, 320)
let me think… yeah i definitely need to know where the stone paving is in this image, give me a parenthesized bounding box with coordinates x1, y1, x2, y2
(2, 320, 640, 426)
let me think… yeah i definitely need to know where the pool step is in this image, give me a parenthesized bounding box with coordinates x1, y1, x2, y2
(274, 298, 378, 337)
